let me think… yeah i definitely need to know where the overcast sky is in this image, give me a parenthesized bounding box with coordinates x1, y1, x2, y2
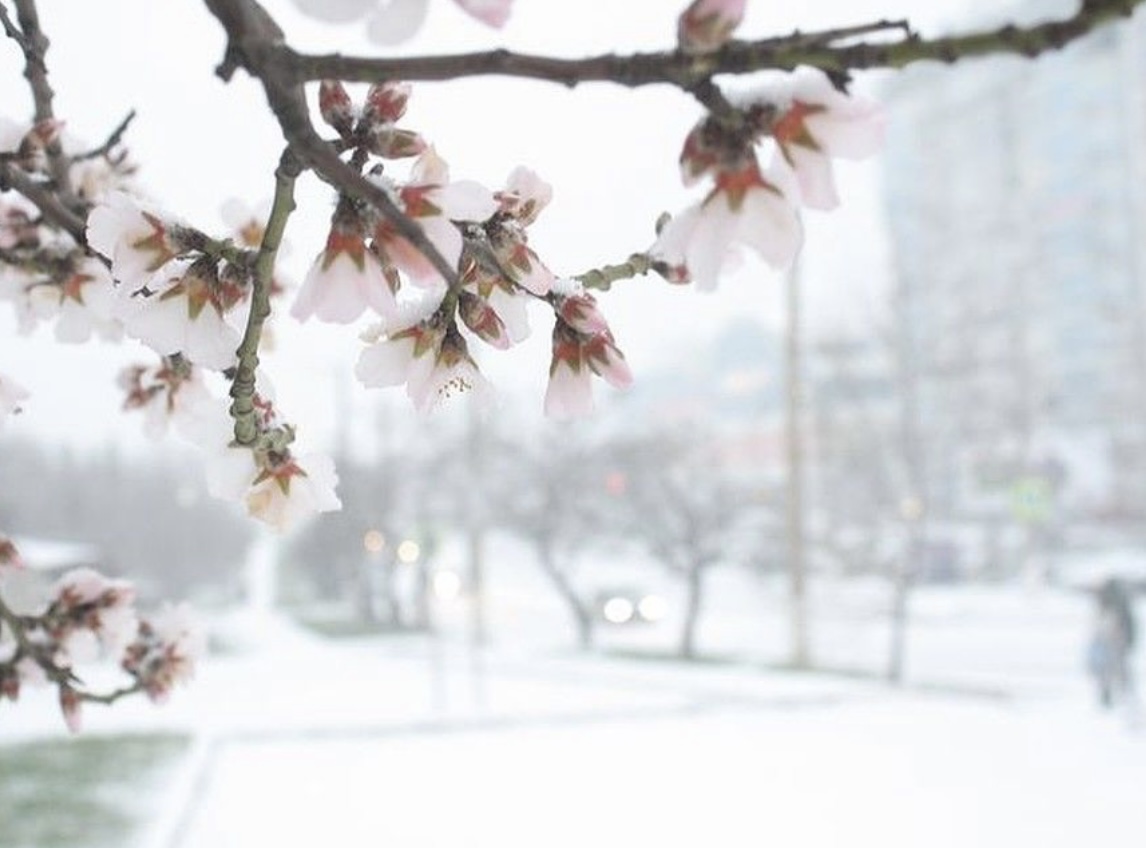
(0, 0, 1006, 453)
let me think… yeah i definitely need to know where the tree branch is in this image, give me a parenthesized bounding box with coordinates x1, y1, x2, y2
(10, 0, 76, 204)
(0, 161, 87, 242)
(229, 149, 298, 447)
(73, 110, 136, 162)
(288, 0, 1143, 87)
(202, 0, 459, 287)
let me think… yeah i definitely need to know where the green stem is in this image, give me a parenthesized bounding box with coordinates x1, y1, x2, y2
(229, 150, 298, 446)
(576, 253, 654, 292)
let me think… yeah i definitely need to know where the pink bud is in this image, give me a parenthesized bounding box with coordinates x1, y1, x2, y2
(363, 81, 412, 126)
(677, 0, 745, 53)
(0, 536, 22, 570)
(319, 80, 356, 136)
(59, 685, 83, 733)
(459, 291, 511, 350)
(584, 333, 633, 389)
(368, 127, 427, 160)
(557, 294, 610, 336)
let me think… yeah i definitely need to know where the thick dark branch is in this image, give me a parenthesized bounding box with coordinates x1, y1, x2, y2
(202, 0, 459, 286)
(290, 0, 1143, 87)
(11, 0, 74, 203)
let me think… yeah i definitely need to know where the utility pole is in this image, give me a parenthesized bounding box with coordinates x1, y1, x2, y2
(785, 254, 810, 670)
(888, 274, 927, 684)
(465, 401, 488, 707)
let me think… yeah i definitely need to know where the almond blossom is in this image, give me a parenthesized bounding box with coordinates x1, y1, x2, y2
(759, 67, 886, 210)
(207, 445, 342, 533)
(1, 562, 200, 729)
(356, 300, 490, 412)
(454, 0, 512, 27)
(365, 0, 511, 44)
(373, 147, 498, 286)
(86, 191, 187, 290)
(459, 253, 532, 344)
(0, 371, 29, 428)
(119, 357, 222, 441)
(48, 567, 139, 663)
(292, 196, 398, 325)
(677, 0, 745, 53)
(458, 289, 511, 350)
(122, 603, 205, 704)
(290, 0, 510, 44)
(483, 166, 556, 297)
(543, 306, 633, 420)
(113, 259, 242, 370)
(26, 258, 122, 344)
(652, 161, 802, 288)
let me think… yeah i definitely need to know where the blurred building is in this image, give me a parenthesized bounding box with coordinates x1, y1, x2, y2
(882, 2, 1146, 527)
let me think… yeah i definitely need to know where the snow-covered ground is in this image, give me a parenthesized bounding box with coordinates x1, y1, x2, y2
(2, 547, 1144, 848)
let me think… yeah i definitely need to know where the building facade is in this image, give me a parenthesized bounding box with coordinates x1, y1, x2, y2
(882, 5, 1146, 527)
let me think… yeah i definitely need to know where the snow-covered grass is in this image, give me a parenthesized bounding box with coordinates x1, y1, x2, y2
(0, 734, 187, 848)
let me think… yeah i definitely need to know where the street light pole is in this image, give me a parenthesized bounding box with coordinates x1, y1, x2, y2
(466, 401, 488, 708)
(785, 254, 810, 670)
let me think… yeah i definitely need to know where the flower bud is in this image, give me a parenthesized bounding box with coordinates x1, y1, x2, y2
(319, 80, 356, 137)
(363, 81, 412, 127)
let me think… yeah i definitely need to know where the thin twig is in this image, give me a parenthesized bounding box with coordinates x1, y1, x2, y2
(77, 681, 144, 705)
(288, 0, 1144, 87)
(576, 253, 655, 292)
(0, 162, 86, 241)
(73, 110, 137, 162)
(0, 2, 25, 47)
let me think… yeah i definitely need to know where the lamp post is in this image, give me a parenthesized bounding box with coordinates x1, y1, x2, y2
(888, 494, 924, 683)
(785, 254, 810, 670)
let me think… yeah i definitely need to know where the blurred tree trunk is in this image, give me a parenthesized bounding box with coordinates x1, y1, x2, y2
(679, 563, 705, 660)
(539, 543, 595, 650)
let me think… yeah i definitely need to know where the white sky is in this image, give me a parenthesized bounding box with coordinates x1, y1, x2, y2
(0, 0, 1002, 453)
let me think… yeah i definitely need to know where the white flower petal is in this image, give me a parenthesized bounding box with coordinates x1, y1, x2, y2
(355, 336, 418, 388)
(291, 0, 374, 23)
(434, 180, 498, 222)
(544, 361, 594, 419)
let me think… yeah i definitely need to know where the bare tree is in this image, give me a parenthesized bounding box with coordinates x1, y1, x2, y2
(607, 429, 757, 659)
(492, 427, 615, 649)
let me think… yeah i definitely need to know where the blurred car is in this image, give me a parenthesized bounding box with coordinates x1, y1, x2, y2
(592, 587, 669, 625)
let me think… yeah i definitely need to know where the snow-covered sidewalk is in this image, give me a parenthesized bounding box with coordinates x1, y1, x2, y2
(3, 580, 1144, 848)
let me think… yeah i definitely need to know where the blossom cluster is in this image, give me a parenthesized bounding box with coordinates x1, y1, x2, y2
(0, 120, 131, 345)
(0, 0, 887, 537)
(0, 117, 342, 531)
(654, 4, 886, 288)
(304, 80, 633, 418)
(0, 551, 204, 732)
